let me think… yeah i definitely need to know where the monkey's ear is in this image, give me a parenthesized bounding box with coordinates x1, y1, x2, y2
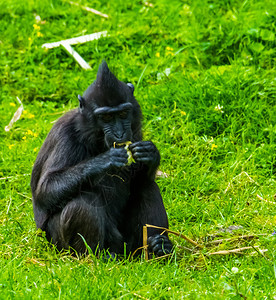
(127, 83, 134, 94)
(78, 95, 85, 113)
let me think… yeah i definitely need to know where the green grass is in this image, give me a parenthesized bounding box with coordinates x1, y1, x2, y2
(0, 0, 275, 298)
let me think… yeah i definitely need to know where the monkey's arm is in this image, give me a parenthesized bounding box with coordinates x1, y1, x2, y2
(129, 141, 160, 180)
(33, 147, 128, 214)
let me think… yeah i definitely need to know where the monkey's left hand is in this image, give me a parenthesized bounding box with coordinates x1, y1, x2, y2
(129, 141, 160, 170)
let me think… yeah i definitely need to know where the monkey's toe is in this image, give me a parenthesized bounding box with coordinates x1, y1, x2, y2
(148, 234, 173, 256)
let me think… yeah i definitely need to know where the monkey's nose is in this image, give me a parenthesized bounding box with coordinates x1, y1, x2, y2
(114, 132, 124, 139)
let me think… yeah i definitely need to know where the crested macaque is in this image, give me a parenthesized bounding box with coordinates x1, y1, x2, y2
(31, 61, 173, 257)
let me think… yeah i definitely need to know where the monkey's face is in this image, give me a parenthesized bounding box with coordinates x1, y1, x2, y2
(94, 103, 133, 148)
(78, 61, 141, 149)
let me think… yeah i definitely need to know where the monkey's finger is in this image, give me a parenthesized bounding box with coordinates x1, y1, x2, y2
(112, 157, 129, 167)
(112, 147, 128, 155)
(129, 142, 150, 152)
(132, 152, 157, 160)
(115, 155, 129, 162)
(130, 141, 152, 146)
(111, 149, 128, 159)
(113, 161, 127, 168)
(130, 144, 157, 153)
(132, 153, 149, 159)
(129, 142, 154, 149)
(113, 154, 129, 161)
(148, 234, 168, 244)
(152, 240, 172, 251)
(131, 147, 156, 154)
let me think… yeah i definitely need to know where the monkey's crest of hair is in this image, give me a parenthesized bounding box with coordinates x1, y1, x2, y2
(83, 61, 132, 107)
(96, 60, 118, 89)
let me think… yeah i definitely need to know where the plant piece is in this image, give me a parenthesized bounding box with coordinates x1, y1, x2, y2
(114, 141, 135, 165)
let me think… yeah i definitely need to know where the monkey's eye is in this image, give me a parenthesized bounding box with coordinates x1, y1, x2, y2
(118, 110, 128, 119)
(100, 114, 113, 123)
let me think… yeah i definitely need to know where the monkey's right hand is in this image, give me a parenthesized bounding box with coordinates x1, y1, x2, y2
(85, 148, 128, 177)
(104, 147, 129, 169)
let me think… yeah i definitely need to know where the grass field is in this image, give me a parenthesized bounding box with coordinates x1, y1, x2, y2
(0, 0, 275, 298)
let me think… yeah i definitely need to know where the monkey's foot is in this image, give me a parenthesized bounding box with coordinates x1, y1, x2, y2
(147, 234, 173, 257)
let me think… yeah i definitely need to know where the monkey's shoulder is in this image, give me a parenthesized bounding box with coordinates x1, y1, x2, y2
(43, 110, 85, 148)
(48, 109, 79, 137)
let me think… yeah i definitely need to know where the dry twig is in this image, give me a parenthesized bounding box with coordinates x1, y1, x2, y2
(224, 171, 259, 193)
(5, 97, 23, 132)
(42, 31, 108, 69)
(69, 1, 109, 18)
(145, 224, 204, 248)
(257, 194, 276, 205)
(208, 246, 259, 256)
(143, 225, 149, 260)
(206, 234, 265, 246)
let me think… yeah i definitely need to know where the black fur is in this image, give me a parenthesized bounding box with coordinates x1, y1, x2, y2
(31, 61, 173, 257)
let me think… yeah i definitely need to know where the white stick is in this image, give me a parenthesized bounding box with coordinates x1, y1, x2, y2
(61, 42, 91, 70)
(42, 31, 108, 49)
(69, 1, 109, 18)
(5, 97, 24, 132)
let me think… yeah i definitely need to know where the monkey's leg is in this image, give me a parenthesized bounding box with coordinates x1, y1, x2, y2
(127, 181, 173, 256)
(46, 197, 124, 256)
(46, 198, 104, 254)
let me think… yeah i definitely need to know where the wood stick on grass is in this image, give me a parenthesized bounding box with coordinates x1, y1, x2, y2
(42, 31, 108, 49)
(130, 246, 145, 259)
(208, 246, 259, 256)
(135, 224, 203, 260)
(61, 42, 91, 70)
(143, 225, 149, 260)
(145, 224, 204, 248)
(133, 292, 149, 300)
(5, 96, 23, 132)
(224, 171, 259, 193)
(206, 234, 265, 246)
(69, 1, 109, 18)
(257, 194, 276, 205)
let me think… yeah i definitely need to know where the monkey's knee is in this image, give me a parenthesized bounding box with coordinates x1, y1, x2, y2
(59, 200, 101, 253)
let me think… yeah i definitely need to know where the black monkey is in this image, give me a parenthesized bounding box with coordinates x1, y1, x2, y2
(31, 61, 173, 257)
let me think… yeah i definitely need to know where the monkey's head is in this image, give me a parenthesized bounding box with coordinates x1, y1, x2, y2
(78, 61, 142, 148)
